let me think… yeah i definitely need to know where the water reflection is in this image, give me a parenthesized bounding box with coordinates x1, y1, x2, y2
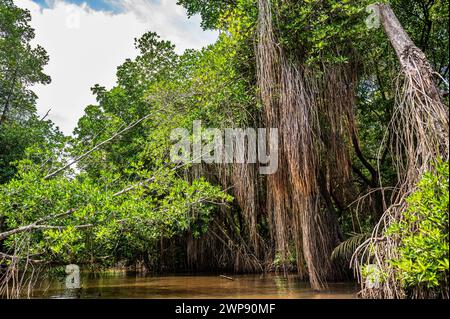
(32, 272, 357, 299)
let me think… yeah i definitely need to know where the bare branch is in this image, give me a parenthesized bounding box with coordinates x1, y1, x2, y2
(44, 112, 154, 180)
(0, 222, 93, 241)
(40, 109, 51, 121)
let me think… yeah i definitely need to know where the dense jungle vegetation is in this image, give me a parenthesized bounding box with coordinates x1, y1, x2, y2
(0, 0, 448, 299)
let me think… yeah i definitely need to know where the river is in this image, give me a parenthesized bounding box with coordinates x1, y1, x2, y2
(31, 272, 358, 299)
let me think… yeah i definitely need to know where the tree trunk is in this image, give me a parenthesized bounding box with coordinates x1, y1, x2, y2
(377, 3, 443, 103)
(0, 69, 18, 126)
(377, 2, 448, 160)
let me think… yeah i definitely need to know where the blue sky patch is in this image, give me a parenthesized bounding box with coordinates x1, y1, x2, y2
(31, 0, 119, 12)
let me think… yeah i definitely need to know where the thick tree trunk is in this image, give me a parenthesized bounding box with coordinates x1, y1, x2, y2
(377, 2, 448, 159)
(377, 3, 443, 103)
(378, 4, 415, 60)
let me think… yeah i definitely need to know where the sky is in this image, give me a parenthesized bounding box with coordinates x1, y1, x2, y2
(14, 0, 218, 134)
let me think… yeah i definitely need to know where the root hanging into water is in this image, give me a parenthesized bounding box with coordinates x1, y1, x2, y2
(256, 0, 356, 289)
(352, 44, 449, 299)
(0, 235, 43, 299)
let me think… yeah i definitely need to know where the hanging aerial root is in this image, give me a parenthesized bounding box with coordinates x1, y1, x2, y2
(352, 44, 449, 299)
(256, 0, 354, 288)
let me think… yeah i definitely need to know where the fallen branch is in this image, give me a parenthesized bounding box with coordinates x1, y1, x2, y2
(0, 222, 93, 241)
(0, 209, 80, 241)
(219, 275, 234, 281)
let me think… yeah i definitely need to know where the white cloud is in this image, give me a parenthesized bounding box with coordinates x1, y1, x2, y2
(14, 0, 218, 134)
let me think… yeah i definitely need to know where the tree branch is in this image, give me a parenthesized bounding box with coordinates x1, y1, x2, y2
(44, 112, 154, 180)
(0, 222, 93, 241)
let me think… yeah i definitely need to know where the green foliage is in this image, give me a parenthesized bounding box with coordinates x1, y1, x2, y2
(275, 0, 372, 64)
(391, 0, 449, 83)
(0, 117, 64, 183)
(176, 0, 236, 29)
(0, 26, 239, 268)
(387, 160, 449, 295)
(59, 26, 251, 269)
(0, 149, 232, 265)
(0, 0, 51, 122)
(361, 263, 388, 285)
(331, 232, 370, 262)
(0, 0, 56, 183)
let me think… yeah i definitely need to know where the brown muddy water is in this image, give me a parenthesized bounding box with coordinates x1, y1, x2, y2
(31, 273, 358, 299)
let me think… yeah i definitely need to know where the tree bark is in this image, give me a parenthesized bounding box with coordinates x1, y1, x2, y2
(377, 2, 448, 154)
(0, 69, 18, 126)
(377, 3, 442, 102)
(378, 4, 415, 60)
